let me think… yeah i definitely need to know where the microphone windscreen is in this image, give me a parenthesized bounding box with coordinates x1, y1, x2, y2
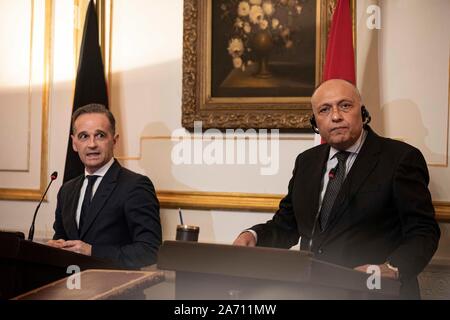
(51, 171, 58, 180)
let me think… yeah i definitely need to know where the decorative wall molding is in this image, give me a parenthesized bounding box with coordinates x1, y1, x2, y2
(157, 190, 450, 223)
(0, 0, 52, 201)
(157, 190, 281, 213)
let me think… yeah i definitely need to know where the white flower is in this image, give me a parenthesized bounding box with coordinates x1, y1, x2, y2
(238, 1, 250, 17)
(272, 18, 279, 29)
(244, 22, 252, 33)
(235, 18, 244, 28)
(250, 0, 262, 5)
(233, 57, 243, 69)
(227, 38, 244, 57)
(259, 19, 269, 30)
(285, 40, 293, 48)
(249, 5, 264, 24)
(281, 28, 290, 38)
(262, 2, 274, 16)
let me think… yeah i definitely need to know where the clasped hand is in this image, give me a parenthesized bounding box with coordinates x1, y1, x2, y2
(47, 239, 92, 256)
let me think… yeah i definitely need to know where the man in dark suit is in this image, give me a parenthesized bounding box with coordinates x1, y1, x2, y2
(233, 79, 440, 298)
(47, 104, 161, 269)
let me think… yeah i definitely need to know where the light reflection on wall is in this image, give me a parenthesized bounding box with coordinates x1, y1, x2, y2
(110, 0, 183, 73)
(52, 0, 75, 84)
(0, 0, 76, 88)
(0, 0, 33, 88)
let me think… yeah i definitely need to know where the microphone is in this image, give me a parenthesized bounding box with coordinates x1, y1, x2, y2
(328, 167, 337, 179)
(28, 171, 58, 241)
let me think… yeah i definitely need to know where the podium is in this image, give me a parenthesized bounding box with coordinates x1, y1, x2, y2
(0, 231, 115, 299)
(13, 269, 165, 300)
(157, 241, 401, 299)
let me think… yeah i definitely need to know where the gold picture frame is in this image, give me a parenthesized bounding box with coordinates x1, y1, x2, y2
(181, 0, 356, 130)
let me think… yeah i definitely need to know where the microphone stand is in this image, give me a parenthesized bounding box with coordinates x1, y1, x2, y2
(28, 172, 57, 241)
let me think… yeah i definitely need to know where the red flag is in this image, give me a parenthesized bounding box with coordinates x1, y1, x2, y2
(323, 0, 355, 84)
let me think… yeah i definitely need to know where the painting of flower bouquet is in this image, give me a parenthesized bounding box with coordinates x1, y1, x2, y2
(211, 0, 317, 98)
(181, 0, 355, 130)
(223, 0, 305, 78)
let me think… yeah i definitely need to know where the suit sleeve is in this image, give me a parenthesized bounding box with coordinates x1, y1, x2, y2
(91, 176, 162, 268)
(387, 147, 440, 279)
(52, 187, 68, 240)
(251, 156, 300, 249)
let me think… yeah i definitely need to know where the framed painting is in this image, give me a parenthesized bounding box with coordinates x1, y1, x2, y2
(181, 0, 356, 130)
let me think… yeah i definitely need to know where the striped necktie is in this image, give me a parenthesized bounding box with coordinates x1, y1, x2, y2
(319, 151, 350, 231)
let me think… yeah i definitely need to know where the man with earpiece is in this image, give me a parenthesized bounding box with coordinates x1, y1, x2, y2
(233, 78, 440, 299)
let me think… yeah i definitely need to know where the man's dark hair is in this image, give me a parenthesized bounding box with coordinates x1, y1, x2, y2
(71, 104, 116, 135)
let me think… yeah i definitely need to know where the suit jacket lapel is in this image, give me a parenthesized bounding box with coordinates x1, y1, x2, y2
(62, 175, 84, 240)
(80, 160, 120, 238)
(345, 128, 381, 204)
(318, 127, 381, 244)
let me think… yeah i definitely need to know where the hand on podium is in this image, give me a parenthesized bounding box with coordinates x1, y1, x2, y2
(46, 239, 65, 248)
(47, 239, 92, 256)
(354, 263, 399, 280)
(233, 231, 256, 247)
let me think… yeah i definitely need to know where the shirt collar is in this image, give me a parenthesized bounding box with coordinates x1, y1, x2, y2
(84, 157, 115, 177)
(328, 129, 367, 161)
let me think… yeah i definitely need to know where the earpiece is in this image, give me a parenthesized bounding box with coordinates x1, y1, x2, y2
(310, 115, 319, 134)
(361, 105, 371, 124)
(310, 105, 371, 134)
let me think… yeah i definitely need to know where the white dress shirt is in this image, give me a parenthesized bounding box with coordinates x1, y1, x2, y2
(75, 158, 115, 228)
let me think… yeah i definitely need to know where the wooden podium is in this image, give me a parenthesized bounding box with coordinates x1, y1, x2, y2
(0, 231, 115, 299)
(157, 241, 401, 300)
(13, 269, 165, 300)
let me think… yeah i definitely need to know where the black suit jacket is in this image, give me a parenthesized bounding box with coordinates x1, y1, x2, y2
(251, 127, 440, 298)
(53, 159, 162, 269)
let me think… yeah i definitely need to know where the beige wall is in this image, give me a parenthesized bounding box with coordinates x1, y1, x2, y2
(0, 0, 48, 189)
(0, 0, 449, 260)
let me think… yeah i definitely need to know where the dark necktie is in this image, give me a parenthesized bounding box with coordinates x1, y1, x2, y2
(79, 175, 99, 232)
(319, 151, 350, 231)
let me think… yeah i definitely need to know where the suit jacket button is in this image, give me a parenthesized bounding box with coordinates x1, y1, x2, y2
(318, 249, 323, 254)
